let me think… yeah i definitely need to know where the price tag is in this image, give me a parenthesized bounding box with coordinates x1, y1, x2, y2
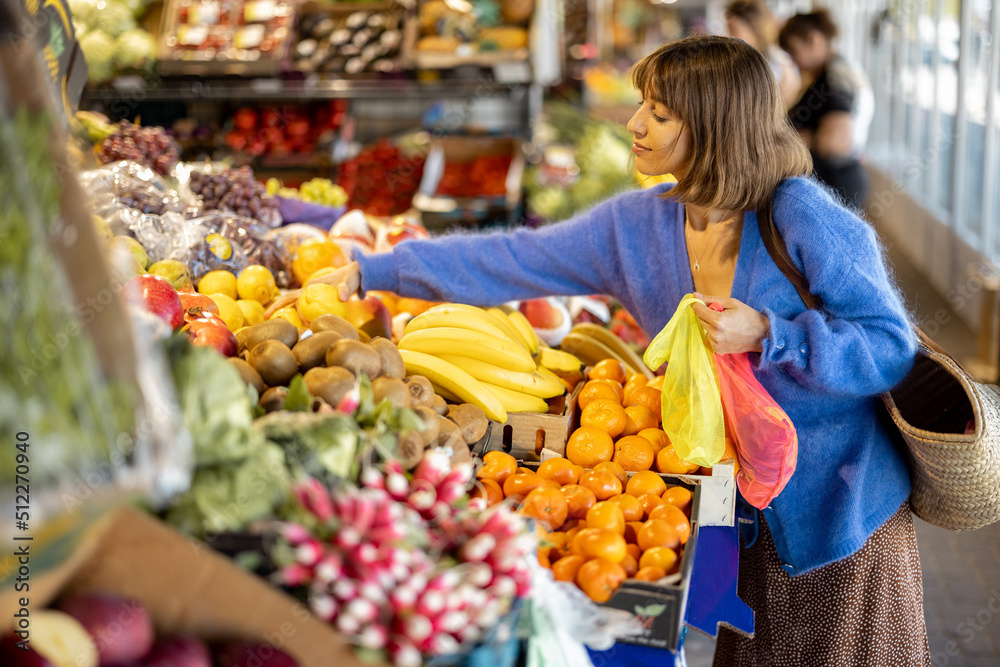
(178, 25, 209, 46)
(234, 24, 266, 49)
(189, 2, 221, 25)
(492, 61, 531, 83)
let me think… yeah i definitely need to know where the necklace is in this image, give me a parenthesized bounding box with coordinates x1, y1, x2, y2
(686, 208, 725, 272)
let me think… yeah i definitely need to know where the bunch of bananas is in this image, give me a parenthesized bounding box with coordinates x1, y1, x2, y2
(397, 304, 585, 423)
(560, 323, 654, 380)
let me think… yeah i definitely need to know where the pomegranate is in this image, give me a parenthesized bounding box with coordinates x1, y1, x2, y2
(179, 291, 220, 323)
(124, 275, 184, 330)
(183, 316, 238, 356)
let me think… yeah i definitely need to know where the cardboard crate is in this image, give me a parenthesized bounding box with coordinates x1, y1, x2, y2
(0, 507, 375, 667)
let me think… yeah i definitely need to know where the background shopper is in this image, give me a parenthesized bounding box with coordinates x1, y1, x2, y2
(725, 0, 801, 109)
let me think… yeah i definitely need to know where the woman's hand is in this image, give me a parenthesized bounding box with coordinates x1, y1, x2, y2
(263, 261, 362, 319)
(690, 293, 770, 355)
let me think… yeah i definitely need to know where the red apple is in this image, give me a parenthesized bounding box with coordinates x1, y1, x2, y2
(179, 291, 220, 323)
(520, 298, 563, 330)
(0, 633, 54, 667)
(143, 637, 211, 667)
(57, 593, 152, 666)
(214, 642, 299, 667)
(234, 108, 258, 132)
(183, 317, 238, 357)
(344, 296, 392, 340)
(124, 275, 184, 330)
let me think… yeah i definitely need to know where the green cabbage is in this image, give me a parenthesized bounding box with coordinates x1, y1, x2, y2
(94, 1, 136, 37)
(79, 30, 116, 82)
(114, 28, 156, 69)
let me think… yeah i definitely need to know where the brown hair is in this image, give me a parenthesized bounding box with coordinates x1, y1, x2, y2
(631, 35, 811, 212)
(778, 9, 839, 51)
(725, 0, 775, 54)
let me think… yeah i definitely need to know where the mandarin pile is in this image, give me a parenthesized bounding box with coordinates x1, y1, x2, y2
(473, 449, 693, 603)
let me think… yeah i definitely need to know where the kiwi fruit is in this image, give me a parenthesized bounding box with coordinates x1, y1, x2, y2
(413, 406, 440, 445)
(398, 432, 425, 469)
(293, 331, 343, 371)
(228, 358, 265, 395)
(431, 394, 449, 416)
(372, 377, 411, 409)
(248, 340, 299, 386)
(368, 337, 404, 379)
(259, 386, 289, 413)
(310, 314, 359, 340)
(447, 404, 489, 444)
(304, 366, 355, 408)
(326, 339, 381, 379)
(237, 318, 299, 352)
(447, 436, 472, 465)
(405, 375, 434, 409)
(436, 415, 462, 448)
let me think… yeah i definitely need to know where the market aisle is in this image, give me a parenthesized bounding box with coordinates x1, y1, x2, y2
(680, 234, 1000, 666)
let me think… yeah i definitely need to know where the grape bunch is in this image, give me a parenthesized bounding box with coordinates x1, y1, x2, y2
(99, 121, 180, 176)
(189, 166, 280, 224)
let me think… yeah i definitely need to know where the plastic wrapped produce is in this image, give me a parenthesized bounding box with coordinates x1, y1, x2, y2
(129, 213, 250, 281)
(194, 213, 292, 288)
(78, 160, 200, 220)
(185, 163, 281, 227)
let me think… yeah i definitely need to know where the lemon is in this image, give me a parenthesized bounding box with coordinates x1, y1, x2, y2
(237, 299, 266, 326)
(297, 283, 347, 325)
(271, 307, 304, 329)
(198, 270, 238, 300)
(207, 293, 244, 331)
(237, 265, 279, 304)
(292, 241, 345, 286)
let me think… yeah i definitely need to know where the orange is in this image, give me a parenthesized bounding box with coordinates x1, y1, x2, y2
(628, 386, 662, 415)
(626, 470, 668, 497)
(626, 543, 642, 560)
(612, 435, 656, 471)
(655, 445, 701, 475)
(478, 451, 517, 484)
(623, 521, 645, 544)
(633, 566, 667, 582)
(623, 374, 648, 406)
(471, 479, 504, 506)
(594, 461, 627, 488)
(639, 546, 678, 574)
(637, 428, 669, 453)
(572, 464, 586, 480)
(503, 470, 546, 499)
(636, 493, 665, 519)
(573, 528, 627, 563)
(560, 484, 597, 520)
(565, 427, 614, 468)
(578, 381, 623, 411)
(537, 457, 580, 485)
(661, 486, 693, 515)
(589, 378, 625, 403)
(648, 503, 691, 544)
(516, 467, 535, 475)
(538, 550, 552, 568)
(576, 558, 626, 603)
(552, 554, 586, 582)
(646, 375, 665, 391)
(585, 501, 626, 535)
(580, 399, 627, 438)
(609, 494, 644, 522)
(621, 405, 658, 437)
(561, 525, 584, 557)
(722, 436, 742, 474)
(579, 470, 623, 500)
(637, 519, 681, 551)
(621, 553, 639, 577)
(520, 487, 569, 530)
(589, 358, 627, 384)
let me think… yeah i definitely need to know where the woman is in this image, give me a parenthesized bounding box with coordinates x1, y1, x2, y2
(779, 9, 875, 209)
(725, 0, 801, 109)
(275, 36, 927, 665)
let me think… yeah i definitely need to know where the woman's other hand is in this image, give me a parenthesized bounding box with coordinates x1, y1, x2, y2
(691, 293, 770, 354)
(263, 261, 361, 319)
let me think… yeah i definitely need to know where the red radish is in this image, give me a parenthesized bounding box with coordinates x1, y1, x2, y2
(344, 598, 379, 625)
(468, 497, 488, 511)
(143, 636, 211, 667)
(336, 385, 361, 414)
(389, 587, 417, 614)
(293, 478, 334, 522)
(360, 467, 385, 490)
(357, 623, 389, 650)
(512, 568, 532, 597)
(386, 473, 410, 499)
(459, 534, 495, 563)
(413, 450, 451, 487)
(434, 610, 467, 635)
(428, 633, 460, 656)
(182, 316, 238, 356)
(357, 580, 387, 605)
(384, 460, 405, 475)
(336, 613, 362, 636)
(281, 523, 311, 546)
(335, 527, 361, 550)
(388, 636, 421, 667)
(332, 579, 359, 602)
(124, 275, 183, 329)
(400, 615, 432, 645)
(295, 538, 324, 567)
(488, 575, 516, 600)
(309, 592, 338, 622)
(407, 487, 435, 512)
(415, 590, 445, 617)
(465, 563, 492, 588)
(315, 553, 343, 582)
(428, 570, 461, 593)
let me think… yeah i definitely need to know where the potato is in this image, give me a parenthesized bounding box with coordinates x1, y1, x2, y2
(144, 637, 212, 667)
(57, 593, 152, 666)
(214, 641, 300, 667)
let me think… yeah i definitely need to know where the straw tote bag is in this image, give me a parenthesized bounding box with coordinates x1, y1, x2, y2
(757, 199, 1000, 531)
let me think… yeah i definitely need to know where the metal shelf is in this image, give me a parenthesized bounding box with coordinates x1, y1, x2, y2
(82, 76, 529, 103)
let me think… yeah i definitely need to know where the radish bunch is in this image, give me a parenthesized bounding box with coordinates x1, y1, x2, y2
(273, 449, 536, 666)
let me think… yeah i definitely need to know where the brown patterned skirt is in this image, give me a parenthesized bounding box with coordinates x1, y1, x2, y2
(713, 503, 930, 666)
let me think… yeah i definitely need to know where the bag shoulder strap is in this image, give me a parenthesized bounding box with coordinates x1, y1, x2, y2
(757, 195, 822, 310)
(756, 194, 955, 362)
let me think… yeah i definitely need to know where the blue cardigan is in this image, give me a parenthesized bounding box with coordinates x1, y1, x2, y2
(358, 177, 917, 575)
